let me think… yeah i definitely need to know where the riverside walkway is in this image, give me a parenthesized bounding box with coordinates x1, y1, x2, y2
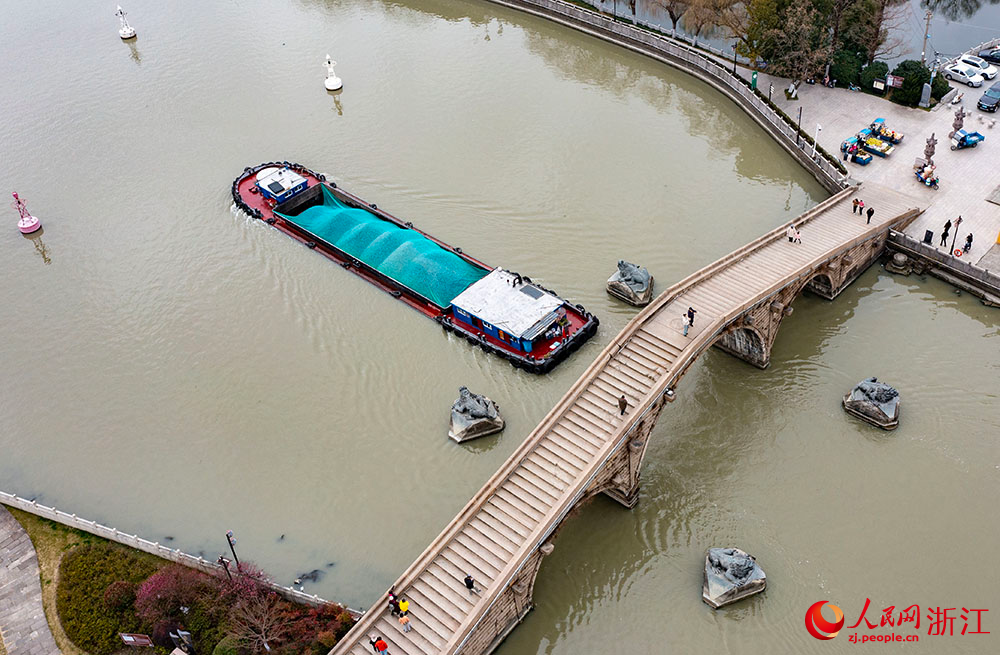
(0, 507, 60, 655)
(331, 183, 923, 655)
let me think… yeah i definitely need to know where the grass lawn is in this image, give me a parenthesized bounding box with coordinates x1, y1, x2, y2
(6, 508, 165, 655)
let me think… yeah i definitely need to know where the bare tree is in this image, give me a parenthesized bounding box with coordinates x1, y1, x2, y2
(682, 0, 727, 39)
(823, 0, 860, 76)
(718, 0, 780, 67)
(651, 0, 691, 30)
(768, 3, 831, 85)
(228, 592, 289, 654)
(844, 0, 908, 64)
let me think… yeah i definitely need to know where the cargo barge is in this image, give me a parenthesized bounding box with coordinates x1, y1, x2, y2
(231, 162, 598, 373)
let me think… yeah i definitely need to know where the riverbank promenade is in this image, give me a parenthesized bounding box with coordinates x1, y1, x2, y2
(734, 67, 1000, 268)
(0, 508, 59, 655)
(332, 184, 922, 655)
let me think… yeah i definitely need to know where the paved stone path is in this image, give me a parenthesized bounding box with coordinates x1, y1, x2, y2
(0, 507, 60, 655)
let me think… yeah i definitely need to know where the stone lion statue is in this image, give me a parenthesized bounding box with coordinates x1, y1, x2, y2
(452, 386, 497, 420)
(708, 548, 757, 586)
(856, 377, 899, 404)
(617, 260, 650, 291)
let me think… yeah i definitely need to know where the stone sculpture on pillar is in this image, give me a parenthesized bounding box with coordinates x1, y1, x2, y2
(702, 547, 767, 609)
(924, 132, 937, 167)
(606, 260, 654, 306)
(842, 376, 900, 430)
(950, 107, 968, 139)
(448, 386, 504, 443)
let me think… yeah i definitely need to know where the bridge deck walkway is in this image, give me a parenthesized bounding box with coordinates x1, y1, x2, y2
(334, 182, 921, 655)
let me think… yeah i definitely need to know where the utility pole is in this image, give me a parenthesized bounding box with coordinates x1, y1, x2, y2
(921, 10, 932, 66)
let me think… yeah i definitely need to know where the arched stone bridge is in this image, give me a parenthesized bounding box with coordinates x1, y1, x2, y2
(331, 183, 923, 655)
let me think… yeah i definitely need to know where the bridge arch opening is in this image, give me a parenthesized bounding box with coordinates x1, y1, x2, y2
(715, 326, 768, 369)
(807, 273, 834, 298)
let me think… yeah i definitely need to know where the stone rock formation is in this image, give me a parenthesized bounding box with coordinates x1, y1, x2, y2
(448, 386, 504, 443)
(843, 377, 900, 430)
(702, 547, 767, 609)
(607, 260, 654, 306)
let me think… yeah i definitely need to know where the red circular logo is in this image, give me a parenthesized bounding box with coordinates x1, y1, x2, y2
(805, 600, 845, 640)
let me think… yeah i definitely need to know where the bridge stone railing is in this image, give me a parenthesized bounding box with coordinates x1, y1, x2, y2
(888, 230, 1000, 298)
(0, 490, 358, 614)
(484, 0, 850, 193)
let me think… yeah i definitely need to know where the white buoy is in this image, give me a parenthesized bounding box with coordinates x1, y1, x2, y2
(12, 192, 41, 234)
(324, 54, 342, 91)
(116, 5, 136, 40)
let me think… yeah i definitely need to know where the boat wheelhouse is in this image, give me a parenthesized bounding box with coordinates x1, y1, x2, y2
(231, 162, 598, 373)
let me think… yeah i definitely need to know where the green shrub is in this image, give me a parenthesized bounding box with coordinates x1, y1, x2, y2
(890, 60, 931, 106)
(860, 60, 889, 95)
(213, 634, 242, 655)
(830, 50, 864, 86)
(57, 544, 161, 655)
(102, 580, 137, 611)
(932, 72, 951, 100)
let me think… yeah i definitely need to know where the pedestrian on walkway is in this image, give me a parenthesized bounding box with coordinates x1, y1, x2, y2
(858, 199, 865, 215)
(370, 635, 380, 653)
(398, 597, 409, 616)
(687, 306, 697, 326)
(964, 233, 974, 253)
(399, 614, 412, 633)
(793, 229, 802, 244)
(618, 394, 628, 416)
(388, 593, 400, 616)
(465, 574, 483, 595)
(866, 207, 874, 224)
(944, 218, 952, 234)
(786, 223, 796, 242)
(940, 229, 949, 247)
(682, 313, 691, 336)
(852, 198, 859, 214)
(374, 637, 389, 653)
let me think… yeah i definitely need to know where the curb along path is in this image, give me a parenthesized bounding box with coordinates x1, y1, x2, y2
(0, 507, 60, 655)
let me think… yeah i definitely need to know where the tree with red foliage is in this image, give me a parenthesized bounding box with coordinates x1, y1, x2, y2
(134, 564, 222, 625)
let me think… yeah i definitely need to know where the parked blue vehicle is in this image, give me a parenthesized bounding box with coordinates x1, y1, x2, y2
(950, 129, 985, 150)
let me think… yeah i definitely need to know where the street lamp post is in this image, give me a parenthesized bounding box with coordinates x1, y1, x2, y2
(796, 106, 803, 146)
(950, 215, 963, 254)
(225, 530, 241, 571)
(812, 124, 822, 158)
(732, 44, 738, 75)
(217, 556, 233, 581)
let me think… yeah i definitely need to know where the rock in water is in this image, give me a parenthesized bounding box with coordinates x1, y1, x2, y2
(607, 260, 654, 306)
(702, 547, 766, 609)
(843, 377, 900, 430)
(448, 386, 504, 443)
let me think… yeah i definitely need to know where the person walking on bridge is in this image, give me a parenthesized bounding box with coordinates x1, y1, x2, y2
(940, 228, 950, 247)
(369, 636, 381, 653)
(398, 597, 409, 616)
(786, 223, 796, 242)
(618, 394, 628, 416)
(866, 206, 874, 224)
(399, 614, 412, 633)
(852, 198, 860, 214)
(465, 574, 483, 595)
(374, 636, 389, 653)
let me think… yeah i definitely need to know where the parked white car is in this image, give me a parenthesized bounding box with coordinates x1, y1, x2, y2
(958, 55, 998, 80)
(944, 64, 985, 87)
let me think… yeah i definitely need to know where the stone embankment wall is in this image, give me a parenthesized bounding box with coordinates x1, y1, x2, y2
(483, 0, 848, 194)
(0, 491, 358, 615)
(887, 231, 1000, 305)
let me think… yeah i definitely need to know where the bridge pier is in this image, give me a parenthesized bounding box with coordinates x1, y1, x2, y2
(457, 543, 555, 655)
(594, 394, 670, 508)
